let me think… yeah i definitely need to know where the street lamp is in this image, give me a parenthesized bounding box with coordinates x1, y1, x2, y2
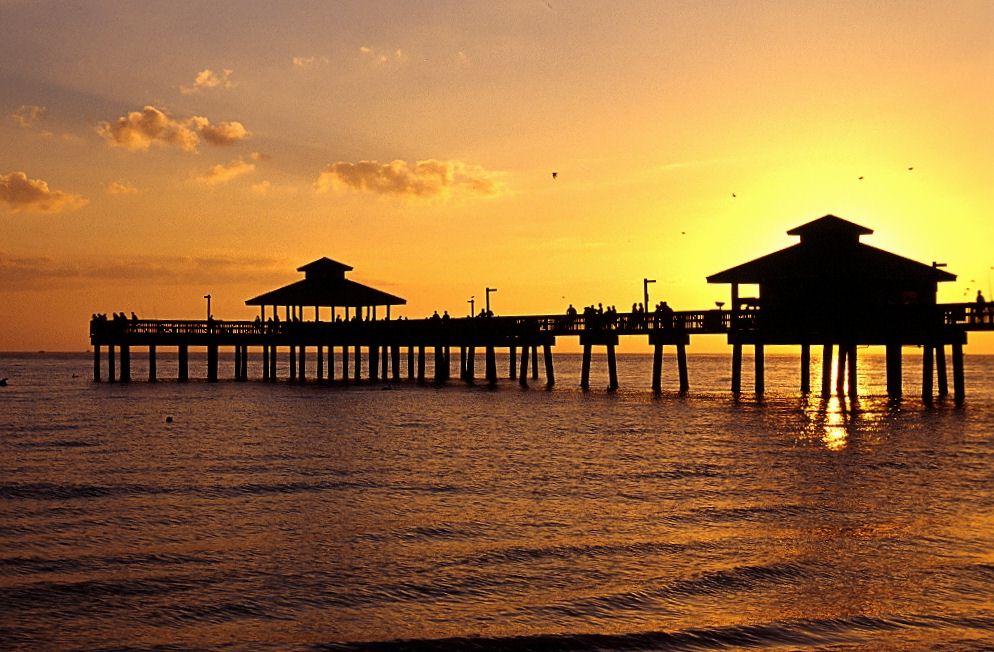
(468, 296, 475, 316)
(643, 278, 656, 310)
(204, 294, 212, 321)
(485, 287, 497, 314)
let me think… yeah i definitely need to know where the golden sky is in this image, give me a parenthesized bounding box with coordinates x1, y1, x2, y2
(1, 1, 992, 352)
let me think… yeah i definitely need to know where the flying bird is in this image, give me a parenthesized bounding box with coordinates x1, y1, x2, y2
(731, 193, 736, 198)
(858, 176, 864, 180)
(552, 171, 558, 179)
(907, 167, 914, 171)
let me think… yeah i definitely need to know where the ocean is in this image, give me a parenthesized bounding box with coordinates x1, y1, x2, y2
(2, 350, 993, 651)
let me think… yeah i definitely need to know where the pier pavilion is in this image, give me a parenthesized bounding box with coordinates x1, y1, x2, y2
(707, 215, 963, 401)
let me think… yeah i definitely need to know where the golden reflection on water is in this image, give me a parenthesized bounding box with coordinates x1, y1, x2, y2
(802, 395, 887, 451)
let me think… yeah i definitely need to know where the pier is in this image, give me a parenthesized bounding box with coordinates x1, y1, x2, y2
(90, 216, 994, 404)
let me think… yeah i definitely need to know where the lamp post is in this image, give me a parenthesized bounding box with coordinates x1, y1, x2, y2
(643, 278, 656, 310)
(468, 296, 475, 316)
(485, 287, 497, 315)
(204, 294, 212, 321)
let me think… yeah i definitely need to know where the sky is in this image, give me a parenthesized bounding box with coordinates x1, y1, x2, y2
(2, 0, 992, 353)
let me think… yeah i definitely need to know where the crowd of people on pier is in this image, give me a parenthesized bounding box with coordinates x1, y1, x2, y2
(567, 301, 676, 330)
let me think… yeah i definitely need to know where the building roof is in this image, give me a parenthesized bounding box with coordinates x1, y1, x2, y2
(707, 215, 956, 284)
(245, 258, 406, 307)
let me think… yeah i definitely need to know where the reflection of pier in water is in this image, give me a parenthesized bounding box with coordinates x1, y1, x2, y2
(89, 216, 994, 404)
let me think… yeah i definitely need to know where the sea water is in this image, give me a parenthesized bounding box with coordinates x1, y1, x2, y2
(2, 351, 993, 650)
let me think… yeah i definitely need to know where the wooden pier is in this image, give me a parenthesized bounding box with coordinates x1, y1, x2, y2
(88, 216, 994, 404)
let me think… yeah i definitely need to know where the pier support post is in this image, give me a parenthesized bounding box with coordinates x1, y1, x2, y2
(677, 343, 689, 394)
(531, 345, 539, 380)
(269, 345, 277, 382)
(263, 345, 270, 382)
(847, 344, 858, 399)
(392, 345, 401, 382)
(835, 345, 847, 395)
(120, 345, 131, 383)
(433, 346, 445, 383)
(485, 345, 497, 384)
(731, 343, 742, 394)
(417, 346, 426, 384)
(821, 344, 833, 398)
(317, 344, 324, 382)
(299, 345, 307, 382)
(952, 342, 965, 406)
(407, 346, 415, 380)
(922, 343, 934, 405)
(754, 343, 764, 395)
(234, 345, 242, 381)
(381, 344, 389, 380)
(93, 345, 101, 382)
(607, 343, 619, 391)
(459, 346, 467, 380)
(148, 345, 157, 383)
(543, 343, 555, 387)
(886, 343, 902, 398)
(652, 344, 663, 394)
(800, 344, 810, 394)
(519, 344, 529, 387)
(289, 345, 297, 382)
(936, 345, 948, 397)
(178, 345, 188, 382)
(342, 345, 350, 382)
(580, 344, 592, 390)
(509, 346, 517, 380)
(466, 346, 476, 383)
(369, 345, 379, 382)
(354, 345, 361, 381)
(207, 344, 218, 382)
(108, 345, 116, 383)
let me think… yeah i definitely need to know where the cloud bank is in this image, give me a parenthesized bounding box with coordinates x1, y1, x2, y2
(97, 105, 249, 152)
(180, 68, 235, 95)
(1, 171, 87, 213)
(315, 159, 504, 199)
(10, 104, 46, 128)
(196, 157, 256, 186)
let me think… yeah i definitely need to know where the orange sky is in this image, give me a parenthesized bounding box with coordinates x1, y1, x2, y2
(2, 1, 992, 352)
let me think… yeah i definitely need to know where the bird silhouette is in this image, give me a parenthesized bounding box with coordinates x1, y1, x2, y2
(552, 172, 558, 179)
(732, 193, 736, 198)
(907, 167, 914, 171)
(858, 176, 864, 180)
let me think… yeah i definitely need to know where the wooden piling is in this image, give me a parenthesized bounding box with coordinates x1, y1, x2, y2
(369, 345, 379, 382)
(179, 345, 189, 382)
(433, 346, 445, 383)
(580, 343, 592, 390)
(885, 343, 901, 397)
(354, 344, 361, 381)
(342, 345, 350, 382)
(108, 345, 116, 383)
(753, 343, 764, 395)
(234, 345, 242, 381)
(207, 344, 218, 382)
(485, 345, 497, 384)
(120, 345, 131, 383)
(952, 342, 965, 405)
(148, 345, 157, 383)
(263, 344, 270, 382)
(922, 343, 934, 404)
(651, 344, 663, 394)
(289, 345, 297, 382)
(466, 346, 476, 383)
(936, 345, 948, 397)
(800, 344, 810, 393)
(543, 343, 555, 387)
(835, 345, 847, 395)
(519, 344, 529, 387)
(317, 344, 324, 381)
(820, 343, 832, 398)
(407, 346, 415, 380)
(677, 343, 689, 394)
(299, 345, 307, 382)
(417, 346, 426, 384)
(607, 343, 619, 390)
(531, 344, 539, 380)
(731, 343, 742, 394)
(268, 345, 277, 383)
(846, 344, 857, 398)
(93, 345, 101, 382)
(509, 346, 517, 380)
(381, 344, 389, 380)
(391, 345, 401, 382)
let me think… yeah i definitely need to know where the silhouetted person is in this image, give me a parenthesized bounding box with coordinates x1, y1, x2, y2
(977, 290, 986, 305)
(442, 310, 450, 322)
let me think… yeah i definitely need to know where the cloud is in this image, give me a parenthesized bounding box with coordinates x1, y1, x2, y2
(180, 68, 235, 95)
(196, 157, 256, 186)
(10, 104, 46, 128)
(292, 55, 329, 68)
(359, 45, 408, 66)
(0, 171, 88, 213)
(106, 180, 139, 195)
(315, 159, 505, 199)
(250, 180, 298, 196)
(0, 253, 287, 290)
(97, 106, 249, 152)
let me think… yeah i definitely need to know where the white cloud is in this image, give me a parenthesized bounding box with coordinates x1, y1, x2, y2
(97, 105, 249, 152)
(10, 104, 46, 128)
(0, 171, 87, 213)
(292, 55, 330, 68)
(196, 157, 256, 186)
(359, 45, 408, 66)
(180, 68, 235, 95)
(315, 159, 505, 199)
(106, 180, 139, 195)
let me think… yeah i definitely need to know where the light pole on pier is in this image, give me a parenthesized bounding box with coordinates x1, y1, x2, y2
(643, 278, 656, 310)
(468, 296, 475, 316)
(485, 287, 497, 315)
(204, 294, 212, 321)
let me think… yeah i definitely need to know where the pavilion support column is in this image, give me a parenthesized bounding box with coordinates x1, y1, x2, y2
(847, 344, 858, 399)
(178, 345, 188, 382)
(753, 343, 764, 395)
(107, 345, 116, 383)
(922, 342, 934, 405)
(952, 342, 965, 406)
(326, 344, 335, 382)
(800, 344, 810, 394)
(607, 343, 619, 391)
(459, 346, 467, 380)
(531, 344, 539, 380)
(289, 345, 297, 383)
(543, 344, 555, 387)
(835, 345, 847, 395)
(820, 344, 833, 398)
(234, 345, 242, 381)
(207, 343, 218, 383)
(241, 345, 248, 381)
(263, 344, 270, 382)
(381, 344, 388, 380)
(391, 345, 401, 382)
(119, 345, 131, 383)
(652, 344, 663, 394)
(677, 344, 689, 394)
(485, 345, 497, 384)
(342, 345, 350, 382)
(509, 346, 517, 380)
(731, 343, 742, 394)
(936, 345, 948, 398)
(353, 345, 361, 381)
(93, 345, 101, 382)
(434, 346, 445, 383)
(317, 344, 324, 382)
(885, 343, 902, 398)
(444, 347, 451, 381)
(299, 345, 307, 383)
(269, 345, 277, 383)
(519, 344, 529, 387)
(417, 346, 426, 384)
(407, 346, 414, 380)
(369, 345, 379, 383)
(580, 343, 592, 390)
(148, 345, 157, 383)
(466, 346, 476, 384)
